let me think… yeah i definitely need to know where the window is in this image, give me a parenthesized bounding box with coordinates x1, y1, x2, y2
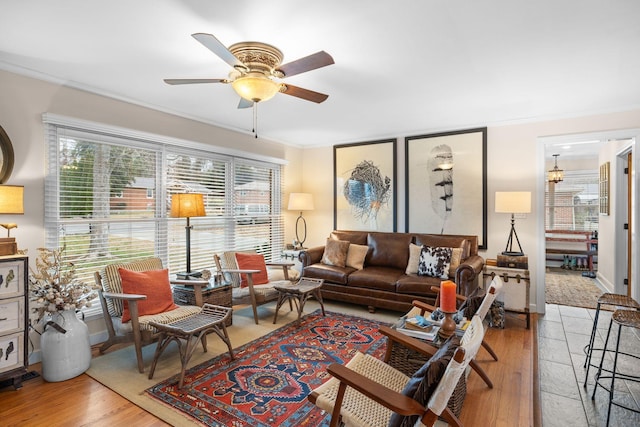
(44, 117, 284, 308)
(545, 170, 599, 231)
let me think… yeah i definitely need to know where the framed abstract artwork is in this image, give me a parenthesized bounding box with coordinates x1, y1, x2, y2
(334, 139, 397, 232)
(405, 128, 487, 249)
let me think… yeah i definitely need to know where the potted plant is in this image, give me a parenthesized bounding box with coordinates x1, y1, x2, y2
(29, 247, 99, 382)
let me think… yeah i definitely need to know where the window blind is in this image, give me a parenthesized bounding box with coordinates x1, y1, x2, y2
(44, 120, 284, 315)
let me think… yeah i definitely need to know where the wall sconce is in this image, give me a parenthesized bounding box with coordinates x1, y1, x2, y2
(288, 193, 314, 249)
(548, 154, 564, 183)
(0, 185, 24, 255)
(495, 191, 531, 256)
(171, 193, 206, 279)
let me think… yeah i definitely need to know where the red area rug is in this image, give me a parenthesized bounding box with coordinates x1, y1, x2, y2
(146, 310, 388, 426)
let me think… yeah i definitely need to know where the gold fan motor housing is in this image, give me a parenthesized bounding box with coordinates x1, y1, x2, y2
(228, 42, 284, 76)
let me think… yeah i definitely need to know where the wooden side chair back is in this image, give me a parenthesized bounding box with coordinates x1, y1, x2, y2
(213, 252, 296, 324)
(308, 315, 485, 427)
(95, 257, 201, 373)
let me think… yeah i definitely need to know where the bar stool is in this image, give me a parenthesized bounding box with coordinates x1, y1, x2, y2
(583, 293, 639, 387)
(591, 309, 640, 426)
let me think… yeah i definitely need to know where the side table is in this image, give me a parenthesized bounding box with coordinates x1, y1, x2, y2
(483, 263, 530, 329)
(281, 248, 304, 272)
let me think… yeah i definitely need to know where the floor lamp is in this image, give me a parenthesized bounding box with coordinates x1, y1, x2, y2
(495, 191, 531, 256)
(171, 193, 206, 279)
(288, 193, 314, 249)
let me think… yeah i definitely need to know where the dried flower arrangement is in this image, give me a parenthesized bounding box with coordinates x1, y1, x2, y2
(29, 247, 99, 321)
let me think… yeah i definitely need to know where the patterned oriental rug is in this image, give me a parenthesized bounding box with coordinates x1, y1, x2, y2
(146, 310, 388, 426)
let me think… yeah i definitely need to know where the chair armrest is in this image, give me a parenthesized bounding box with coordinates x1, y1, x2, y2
(411, 299, 436, 315)
(266, 261, 294, 268)
(379, 325, 438, 359)
(221, 269, 261, 274)
(327, 363, 425, 416)
(102, 292, 147, 301)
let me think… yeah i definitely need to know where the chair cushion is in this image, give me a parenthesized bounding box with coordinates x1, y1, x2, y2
(235, 252, 269, 287)
(101, 257, 164, 317)
(388, 335, 461, 427)
(118, 268, 179, 323)
(321, 238, 350, 267)
(417, 246, 453, 279)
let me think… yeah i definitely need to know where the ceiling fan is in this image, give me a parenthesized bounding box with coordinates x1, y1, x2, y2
(164, 33, 334, 108)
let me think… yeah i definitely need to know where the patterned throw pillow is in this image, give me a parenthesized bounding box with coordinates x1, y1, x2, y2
(321, 238, 350, 267)
(417, 245, 453, 279)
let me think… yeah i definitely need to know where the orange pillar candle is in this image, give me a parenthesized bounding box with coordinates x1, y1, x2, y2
(440, 280, 457, 313)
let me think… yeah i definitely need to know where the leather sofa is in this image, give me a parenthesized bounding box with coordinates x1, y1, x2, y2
(299, 230, 484, 313)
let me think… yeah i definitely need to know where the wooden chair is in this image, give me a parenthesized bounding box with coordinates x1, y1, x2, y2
(308, 315, 485, 427)
(410, 275, 503, 384)
(95, 257, 201, 373)
(213, 252, 297, 324)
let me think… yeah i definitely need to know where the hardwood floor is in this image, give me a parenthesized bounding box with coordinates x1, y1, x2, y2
(0, 313, 537, 426)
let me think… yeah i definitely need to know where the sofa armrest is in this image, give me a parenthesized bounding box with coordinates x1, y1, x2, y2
(299, 246, 325, 268)
(454, 255, 485, 296)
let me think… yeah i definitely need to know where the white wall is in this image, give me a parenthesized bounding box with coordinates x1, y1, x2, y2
(302, 110, 640, 314)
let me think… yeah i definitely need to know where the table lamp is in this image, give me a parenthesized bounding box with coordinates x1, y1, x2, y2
(171, 193, 206, 278)
(0, 185, 24, 255)
(495, 191, 531, 256)
(288, 193, 314, 249)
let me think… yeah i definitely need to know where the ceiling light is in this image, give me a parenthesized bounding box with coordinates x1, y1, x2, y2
(548, 154, 564, 183)
(231, 73, 281, 103)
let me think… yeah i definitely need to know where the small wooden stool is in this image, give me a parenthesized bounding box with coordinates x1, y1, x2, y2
(273, 277, 325, 323)
(148, 304, 234, 388)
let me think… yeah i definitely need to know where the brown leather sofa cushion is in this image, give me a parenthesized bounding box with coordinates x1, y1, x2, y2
(395, 274, 442, 297)
(367, 232, 412, 270)
(330, 230, 369, 245)
(347, 266, 402, 292)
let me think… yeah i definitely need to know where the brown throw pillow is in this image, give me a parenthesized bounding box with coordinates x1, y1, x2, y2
(321, 238, 350, 267)
(448, 247, 462, 277)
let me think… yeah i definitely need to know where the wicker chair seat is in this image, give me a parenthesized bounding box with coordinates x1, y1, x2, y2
(111, 305, 202, 334)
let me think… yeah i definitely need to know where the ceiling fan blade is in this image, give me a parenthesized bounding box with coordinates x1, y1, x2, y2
(238, 98, 253, 109)
(281, 84, 329, 103)
(164, 78, 226, 85)
(277, 51, 334, 77)
(192, 33, 244, 69)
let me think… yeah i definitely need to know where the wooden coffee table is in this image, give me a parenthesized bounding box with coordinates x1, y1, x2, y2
(272, 277, 325, 323)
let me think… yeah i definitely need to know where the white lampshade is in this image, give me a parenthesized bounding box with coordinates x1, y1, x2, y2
(0, 185, 24, 214)
(495, 191, 531, 214)
(288, 193, 314, 211)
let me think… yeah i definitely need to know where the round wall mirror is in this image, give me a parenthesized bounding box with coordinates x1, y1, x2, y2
(0, 125, 15, 184)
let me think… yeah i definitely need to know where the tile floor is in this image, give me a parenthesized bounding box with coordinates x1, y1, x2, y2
(538, 303, 640, 426)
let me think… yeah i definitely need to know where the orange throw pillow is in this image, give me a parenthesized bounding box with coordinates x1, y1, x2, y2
(118, 268, 179, 323)
(235, 253, 269, 288)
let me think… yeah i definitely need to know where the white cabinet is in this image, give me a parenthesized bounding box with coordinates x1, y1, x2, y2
(0, 255, 28, 389)
(483, 263, 530, 329)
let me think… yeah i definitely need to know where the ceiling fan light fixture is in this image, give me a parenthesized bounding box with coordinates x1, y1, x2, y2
(231, 73, 280, 103)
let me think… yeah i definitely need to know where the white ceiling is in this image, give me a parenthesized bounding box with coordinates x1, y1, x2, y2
(1, 1, 639, 150)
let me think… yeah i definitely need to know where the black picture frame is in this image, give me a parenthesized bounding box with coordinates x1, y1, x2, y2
(405, 128, 487, 249)
(334, 139, 397, 232)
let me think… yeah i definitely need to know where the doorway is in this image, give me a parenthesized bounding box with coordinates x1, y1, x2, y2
(537, 130, 639, 313)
